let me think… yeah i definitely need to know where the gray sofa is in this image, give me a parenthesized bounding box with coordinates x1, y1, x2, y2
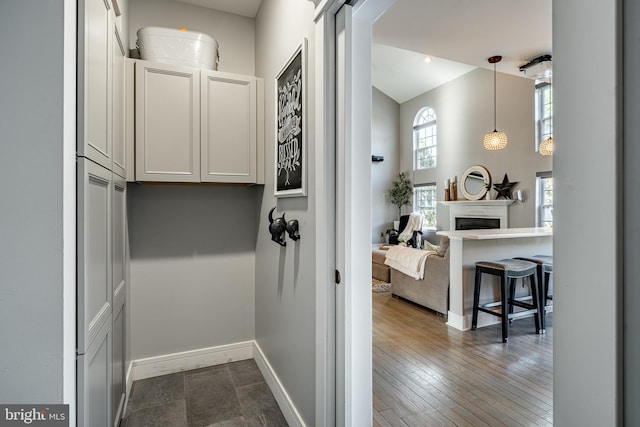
(390, 236, 450, 316)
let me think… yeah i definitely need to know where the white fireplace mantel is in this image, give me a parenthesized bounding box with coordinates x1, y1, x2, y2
(439, 200, 515, 230)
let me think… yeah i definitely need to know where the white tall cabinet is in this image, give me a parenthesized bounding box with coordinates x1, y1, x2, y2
(77, 0, 128, 425)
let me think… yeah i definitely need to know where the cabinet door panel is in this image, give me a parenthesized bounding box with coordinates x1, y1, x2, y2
(112, 174, 126, 307)
(136, 61, 200, 182)
(78, 158, 112, 353)
(78, 0, 112, 170)
(201, 72, 256, 183)
(112, 304, 125, 425)
(77, 317, 112, 427)
(112, 26, 126, 178)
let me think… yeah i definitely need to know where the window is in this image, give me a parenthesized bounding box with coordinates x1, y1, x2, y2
(414, 184, 437, 228)
(413, 107, 437, 169)
(535, 83, 553, 151)
(536, 171, 553, 227)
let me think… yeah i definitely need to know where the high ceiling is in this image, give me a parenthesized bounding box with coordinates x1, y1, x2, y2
(172, 0, 552, 104)
(175, 0, 262, 17)
(372, 0, 552, 103)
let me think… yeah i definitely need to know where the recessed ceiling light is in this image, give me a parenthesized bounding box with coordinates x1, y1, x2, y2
(424, 56, 432, 63)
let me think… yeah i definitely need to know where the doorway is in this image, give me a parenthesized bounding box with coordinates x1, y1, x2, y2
(328, 0, 622, 425)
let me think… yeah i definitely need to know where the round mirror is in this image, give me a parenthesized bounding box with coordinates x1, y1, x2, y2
(460, 165, 491, 200)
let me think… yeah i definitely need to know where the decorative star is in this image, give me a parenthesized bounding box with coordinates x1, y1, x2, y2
(493, 174, 518, 199)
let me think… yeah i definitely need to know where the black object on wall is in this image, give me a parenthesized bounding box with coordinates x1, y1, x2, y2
(268, 207, 301, 245)
(371, 155, 384, 162)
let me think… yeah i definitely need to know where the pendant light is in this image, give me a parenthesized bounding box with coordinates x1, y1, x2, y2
(483, 55, 508, 150)
(539, 136, 554, 155)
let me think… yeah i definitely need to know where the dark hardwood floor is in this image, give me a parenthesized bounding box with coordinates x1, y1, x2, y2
(372, 291, 553, 427)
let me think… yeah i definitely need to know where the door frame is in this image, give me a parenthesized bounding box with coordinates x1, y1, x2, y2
(316, 0, 624, 425)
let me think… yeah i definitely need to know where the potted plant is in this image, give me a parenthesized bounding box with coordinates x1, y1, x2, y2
(389, 172, 413, 218)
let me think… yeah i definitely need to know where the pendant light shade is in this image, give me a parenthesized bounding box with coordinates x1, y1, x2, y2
(483, 55, 508, 150)
(483, 130, 508, 150)
(539, 136, 554, 155)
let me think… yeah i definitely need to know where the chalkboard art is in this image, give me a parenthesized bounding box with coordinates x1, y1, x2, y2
(275, 40, 306, 197)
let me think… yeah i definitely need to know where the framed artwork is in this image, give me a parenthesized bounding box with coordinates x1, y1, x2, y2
(275, 39, 307, 197)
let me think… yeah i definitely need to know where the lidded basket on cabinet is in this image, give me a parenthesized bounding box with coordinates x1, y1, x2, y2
(136, 26, 219, 70)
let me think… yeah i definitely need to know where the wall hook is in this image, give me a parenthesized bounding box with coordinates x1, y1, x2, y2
(268, 207, 287, 246)
(286, 219, 301, 241)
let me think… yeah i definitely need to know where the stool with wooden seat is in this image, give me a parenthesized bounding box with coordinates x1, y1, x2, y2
(515, 255, 553, 331)
(472, 258, 541, 342)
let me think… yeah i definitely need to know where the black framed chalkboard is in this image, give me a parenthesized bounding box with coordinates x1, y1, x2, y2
(275, 40, 306, 197)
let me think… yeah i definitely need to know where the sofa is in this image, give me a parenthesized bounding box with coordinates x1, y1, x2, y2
(389, 236, 450, 316)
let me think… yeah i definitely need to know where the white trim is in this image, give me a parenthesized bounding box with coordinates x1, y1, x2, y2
(129, 341, 254, 381)
(123, 361, 134, 417)
(62, 1, 77, 426)
(253, 342, 307, 427)
(314, 1, 342, 425)
(113, 393, 125, 427)
(445, 311, 465, 331)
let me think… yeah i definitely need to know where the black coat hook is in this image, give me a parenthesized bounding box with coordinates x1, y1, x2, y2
(268, 207, 287, 246)
(286, 219, 300, 241)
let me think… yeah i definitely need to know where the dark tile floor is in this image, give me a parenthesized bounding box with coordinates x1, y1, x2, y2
(121, 359, 288, 427)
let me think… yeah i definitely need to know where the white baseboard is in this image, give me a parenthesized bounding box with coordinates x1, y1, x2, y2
(253, 342, 307, 427)
(130, 341, 255, 382)
(446, 311, 467, 330)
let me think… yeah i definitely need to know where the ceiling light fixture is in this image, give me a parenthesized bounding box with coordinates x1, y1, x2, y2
(483, 55, 508, 150)
(539, 136, 554, 155)
(424, 55, 432, 63)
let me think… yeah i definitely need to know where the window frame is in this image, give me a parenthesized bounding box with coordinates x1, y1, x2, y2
(414, 183, 437, 229)
(536, 171, 553, 227)
(535, 82, 553, 152)
(413, 107, 437, 170)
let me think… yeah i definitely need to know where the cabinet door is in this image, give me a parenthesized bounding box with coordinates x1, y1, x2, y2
(112, 26, 126, 179)
(78, 0, 112, 170)
(111, 173, 126, 425)
(77, 317, 112, 427)
(201, 71, 257, 183)
(78, 158, 112, 353)
(112, 303, 125, 426)
(135, 61, 200, 182)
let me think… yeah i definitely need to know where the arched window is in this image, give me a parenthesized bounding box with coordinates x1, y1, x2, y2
(413, 107, 437, 169)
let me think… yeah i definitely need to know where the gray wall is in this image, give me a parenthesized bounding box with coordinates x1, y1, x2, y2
(399, 68, 552, 230)
(126, 0, 260, 361)
(127, 185, 259, 360)
(128, 0, 256, 75)
(254, 0, 317, 424)
(371, 87, 400, 243)
(624, 0, 640, 423)
(554, 0, 621, 424)
(0, 1, 65, 401)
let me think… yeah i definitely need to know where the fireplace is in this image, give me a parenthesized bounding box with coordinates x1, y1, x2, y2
(455, 217, 501, 230)
(440, 200, 514, 230)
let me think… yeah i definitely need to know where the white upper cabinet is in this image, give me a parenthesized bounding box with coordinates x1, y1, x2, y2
(78, 0, 112, 170)
(135, 61, 201, 182)
(132, 60, 263, 184)
(201, 71, 257, 183)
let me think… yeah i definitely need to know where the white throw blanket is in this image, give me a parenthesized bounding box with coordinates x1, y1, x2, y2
(398, 212, 423, 243)
(384, 245, 433, 280)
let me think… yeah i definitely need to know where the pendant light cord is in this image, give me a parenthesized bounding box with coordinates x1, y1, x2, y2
(493, 62, 497, 131)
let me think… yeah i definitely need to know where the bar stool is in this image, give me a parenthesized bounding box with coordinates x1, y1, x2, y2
(515, 255, 553, 331)
(472, 258, 541, 343)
